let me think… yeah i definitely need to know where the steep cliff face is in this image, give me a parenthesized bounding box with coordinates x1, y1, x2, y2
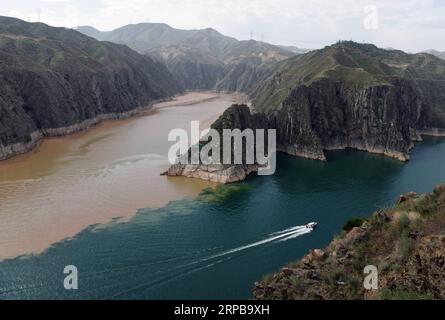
(166, 72, 443, 181)
(0, 16, 181, 160)
(163, 105, 267, 183)
(251, 41, 445, 161)
(272, 78, 435, 161)
(253, 185, 445, 300)
(165, 42, 445, 183)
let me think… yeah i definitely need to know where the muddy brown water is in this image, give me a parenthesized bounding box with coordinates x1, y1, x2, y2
(0, 92, 242, 260)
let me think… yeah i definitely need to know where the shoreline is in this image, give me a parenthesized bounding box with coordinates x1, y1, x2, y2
(164, 134, 445, 184)
(0, 91, 224, 163)
(420, 128, 445, 137)
(0, 103, 161, 162)
(0, 91, 236, 260)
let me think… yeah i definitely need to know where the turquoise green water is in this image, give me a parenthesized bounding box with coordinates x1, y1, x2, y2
(1, 138, 445, 300)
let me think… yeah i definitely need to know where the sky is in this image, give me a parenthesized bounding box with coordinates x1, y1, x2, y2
(1, 0, 445, 52)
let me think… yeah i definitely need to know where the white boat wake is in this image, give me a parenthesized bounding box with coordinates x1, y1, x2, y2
(209, 224, 315, 260)
(104, 223, 317, 298)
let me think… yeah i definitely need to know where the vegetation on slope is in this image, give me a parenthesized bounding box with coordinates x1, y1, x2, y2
(250, 41, 445, 114)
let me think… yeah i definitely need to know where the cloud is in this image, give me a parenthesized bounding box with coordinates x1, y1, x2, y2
(39, 0, 71, 2)
(1, 0, 445, 51)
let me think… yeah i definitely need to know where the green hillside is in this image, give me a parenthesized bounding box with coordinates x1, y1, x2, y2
(250, 42, 445, 113)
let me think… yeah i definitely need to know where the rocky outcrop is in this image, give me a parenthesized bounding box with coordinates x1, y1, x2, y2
(163, 164, 259, 184)
(0, 16, 181, 160)
(0, 131, 42, 161)
(253, 185, 445, 300)
(163, 104, 267, 183)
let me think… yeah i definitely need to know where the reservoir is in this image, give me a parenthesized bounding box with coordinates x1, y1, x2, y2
(1, 92, 445, 299)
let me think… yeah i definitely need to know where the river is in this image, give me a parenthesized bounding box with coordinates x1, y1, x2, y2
(0, 92, 243, 260)
(1, 93, 445, 299)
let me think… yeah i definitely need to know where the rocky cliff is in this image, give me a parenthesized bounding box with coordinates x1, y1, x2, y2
(163, 104, 267, 183)
(0, 16, 181, 160)
(266, 78, 436, 161)
(253, 184, 445, 300)
(165, 42, 445, 183)
(249, 43, 445, 162)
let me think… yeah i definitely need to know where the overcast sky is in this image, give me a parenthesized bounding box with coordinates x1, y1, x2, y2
(1, 0, 444, 52)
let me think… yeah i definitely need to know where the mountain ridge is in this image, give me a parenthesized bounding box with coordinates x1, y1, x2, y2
(76, 23, 298, 91)
(424, 49, 445, 60)
(0, 16, 181, 160)
(248, 42, 445, 160)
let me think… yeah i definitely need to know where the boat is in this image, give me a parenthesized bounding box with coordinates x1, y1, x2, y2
(306, 222, 318, 229)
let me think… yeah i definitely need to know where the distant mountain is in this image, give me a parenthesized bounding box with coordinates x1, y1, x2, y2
(76, 25, 109, 41)
(77, 23, 298, 90)
(0, 16, 181, 160)
(278, 45, 313, 55)
(424, 49, 445, 60)
(97, 24, 237, 56)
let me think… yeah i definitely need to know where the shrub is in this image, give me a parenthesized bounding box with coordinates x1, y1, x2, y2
(335, 230, 347, 240)
(396, 213, 411, 234)
(414, 197, 437, 216)
(378, 261, 391, 272)
(398, 234, 414, 260)
(324, 267, 346, 288)
(380, 289, 434, 300)
(261, 273, 275, 284)
(345, 278, 362, 300)
(343, 217, 369, 233)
